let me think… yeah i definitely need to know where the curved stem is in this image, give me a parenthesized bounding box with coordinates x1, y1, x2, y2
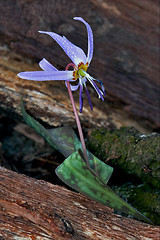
(65, 63, 89, 165)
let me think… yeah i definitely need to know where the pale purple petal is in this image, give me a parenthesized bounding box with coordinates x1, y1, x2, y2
(63, 37, 87, 64)
(65, 81, 80, 91)
(79, 85, 83, 113)
(74, 17, 93, 65)
(39, 58, 58, 71)
(39, 31, 85, 66)
(85, 87, 93, 111)
(70, 84, 80, 91)
(18, 70, 74, 81)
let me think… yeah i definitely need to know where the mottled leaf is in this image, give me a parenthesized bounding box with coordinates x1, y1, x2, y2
(21, 99, 58, 150)
(21, 100, 113, 184)
(48, 127, 80, 157)
(21, 101, 151, 223)
(49, 128, 113, 184)
(56, 150, 152, 224)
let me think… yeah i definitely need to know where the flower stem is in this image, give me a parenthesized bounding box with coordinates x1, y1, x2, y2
(65, 64, 89, 165)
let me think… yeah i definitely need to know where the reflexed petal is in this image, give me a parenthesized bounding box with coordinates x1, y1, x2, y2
(18, 70, 74, 81)
(79, 85, 83, 113)
(39, 58, 58, 71)
(71, 84, 79, 91)
(74, 17, 93, 65)
(39, 31, 85, 66)
(65, 81, 80, 91)
(85, 87, 93, 110)
(63, 37, 87, 64)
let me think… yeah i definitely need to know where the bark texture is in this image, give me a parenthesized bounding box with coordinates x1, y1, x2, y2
(0, 167, 160, 239)
(87, 127, 160, 224)
(0, 0, 159, 131)
(87, 127, 160, 189)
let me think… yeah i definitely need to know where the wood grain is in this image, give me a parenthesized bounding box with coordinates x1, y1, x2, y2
(0, 167, 159, 239)
(0, 0, 159, 130)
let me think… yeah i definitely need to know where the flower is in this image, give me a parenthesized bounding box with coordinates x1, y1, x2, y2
(18, 17, 105, 112)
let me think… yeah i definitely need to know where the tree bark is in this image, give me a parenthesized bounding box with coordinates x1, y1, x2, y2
(0, 0, 159, 130)
(0, 167, 159, 239)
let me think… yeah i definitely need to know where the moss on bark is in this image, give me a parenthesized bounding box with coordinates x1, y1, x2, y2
(87, 127, 160, 224)
(87, 127, 160, 189)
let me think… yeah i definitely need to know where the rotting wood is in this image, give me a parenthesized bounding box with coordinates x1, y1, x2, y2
(0, 0, 159, 131)
(0, 167, 159, 239)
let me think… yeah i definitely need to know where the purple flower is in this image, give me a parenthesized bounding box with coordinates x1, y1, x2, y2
(18, 17, 105, 112)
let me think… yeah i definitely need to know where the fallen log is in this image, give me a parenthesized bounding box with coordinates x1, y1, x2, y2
(0, 0, 159, 131)
(87, 127, 160, 189)
(0, 51, 111, 129)
(87, 127, 160, 224)
(0, 167, 159, 239)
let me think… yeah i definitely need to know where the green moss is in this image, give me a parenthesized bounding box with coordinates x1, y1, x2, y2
(87, 127, 160, 189)
(87, 127, 160, 225)
(112, 184, 160, 225)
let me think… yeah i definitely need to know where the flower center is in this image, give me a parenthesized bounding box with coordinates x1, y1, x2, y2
(73, 62, 88, 80)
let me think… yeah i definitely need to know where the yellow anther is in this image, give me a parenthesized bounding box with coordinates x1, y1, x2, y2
(73, 62, 88, 80)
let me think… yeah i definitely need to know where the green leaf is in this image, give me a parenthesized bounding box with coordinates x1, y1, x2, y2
(21, 99, 58, 150)
(48, 127, 81, 157)
(56, 150, 152, 224)
(49, 128, 113, 184)
(21, 101, 152, 223)
(21, 100, 113, 184)
(21, 100, 80, 155)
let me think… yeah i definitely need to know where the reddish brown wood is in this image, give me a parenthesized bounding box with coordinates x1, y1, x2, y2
(0, 0, 159, 130)
(0, 167, 159, 239)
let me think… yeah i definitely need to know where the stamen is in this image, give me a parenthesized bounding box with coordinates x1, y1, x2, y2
(85, 87, 93, 110)
(96, 79, 106, 95)
(85, 73, 104, 100)
(79, 85, 83, 113)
